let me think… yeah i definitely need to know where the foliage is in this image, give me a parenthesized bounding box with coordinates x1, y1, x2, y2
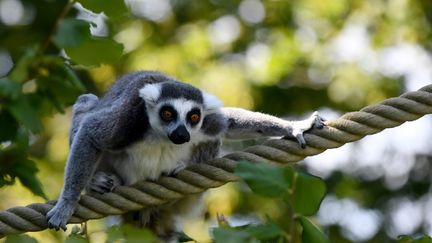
(64, 235, 88, 243)
(398, 235, 432, 243)
(0, 0, 126, 198)
(4, 225, 158, 243)
(211, 161, 328, 242)
(235, 161, 326, 215)
(105, 225, 157, 243)
(213, 221, 284, 243)
(54, 18, 123, 66)
(4, 235, 38, 243)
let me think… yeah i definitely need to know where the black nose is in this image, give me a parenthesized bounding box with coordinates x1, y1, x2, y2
(168, 125, 190, 144)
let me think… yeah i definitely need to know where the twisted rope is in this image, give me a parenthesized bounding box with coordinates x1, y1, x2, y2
(1, 85, 432, 238)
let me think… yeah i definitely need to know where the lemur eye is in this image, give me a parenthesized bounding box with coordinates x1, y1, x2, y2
(187, 108, 201, 125)
(190, 114, 200, 123)
(162, 110, 173, 120)
(160, 106, 176, 122)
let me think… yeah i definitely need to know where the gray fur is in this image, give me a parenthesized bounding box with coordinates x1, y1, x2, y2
(221, 108, 324, 148)
(46, 71, 325, 237)
(201, 112, 228, 136)
(69, 94, 98, 145)
(159, 82, 203, 103)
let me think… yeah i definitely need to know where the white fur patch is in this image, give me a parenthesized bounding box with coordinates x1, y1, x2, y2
(171, 99, 198, 123)
(117, 134, 193, 185)
(169, 99, 213, 142)
(139, 84, 161, 105)
(116, 97, 218, 185)
(203, 92, 223, 112)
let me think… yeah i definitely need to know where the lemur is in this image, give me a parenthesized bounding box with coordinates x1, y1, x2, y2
(46, 71, 325, 240)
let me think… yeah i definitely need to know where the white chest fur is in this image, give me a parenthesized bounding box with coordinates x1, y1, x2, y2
(116, 138, 193, 185)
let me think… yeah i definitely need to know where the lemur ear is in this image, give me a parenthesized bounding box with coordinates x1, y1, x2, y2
(139, 84, 161, 106)
(203, 92, 223, 112)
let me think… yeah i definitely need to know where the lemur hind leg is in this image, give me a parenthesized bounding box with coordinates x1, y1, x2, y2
(69, 94, 99, 146)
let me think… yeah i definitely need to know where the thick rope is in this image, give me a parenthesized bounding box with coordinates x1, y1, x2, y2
(1, 85, 431, 238)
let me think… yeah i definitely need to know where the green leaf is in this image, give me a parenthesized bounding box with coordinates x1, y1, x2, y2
(65, 235, 89, 243)
(176, 231, 195, 242)
(399, 235, 413, 243)
(235, 161, 325, 214)
(0, 174, 15, 187)
(299, 216, 330, 243)
(107, 225, 157, 243)
(15, 128, 30, 149)
(53, 18, 91, 48)
(213, 219, 282, 242)
(413, 236, 432, 243)
(61, 65, 85, 91)
(8, 48, 37, 82)
(0, 147, 47, 199)
(243, 221, 283, 240)
(235, 161, 293, 198)
(78, 0, 128, 18)
(8, 95, 43, 133)
(106, 226, 123, 243)
(293, 172, 326, 215)
(0, 79, 21, 100)
(0, 111, 19, 142)
(123, 225, 157, 243)
(65, 37, 123, 66)
(398, 235, 432, 243)
(13, 157, 47, 199)
(5, 234, 38, 243)
(36, 63, 84, 113)
(213, 227, 252, 243)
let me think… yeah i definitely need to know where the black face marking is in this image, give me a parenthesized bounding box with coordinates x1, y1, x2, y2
(168, 125, 190, 144)
(187, 108, 201, 126)
(159, 82, 203, 103)
(159, 105, 177, 122)
(201, 113, 228, 136)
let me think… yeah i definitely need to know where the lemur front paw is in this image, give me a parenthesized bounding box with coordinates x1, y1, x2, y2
(310, 111, 326, 130)
(288, 111, 326, 149)
(89, 171, 121, 194)
(46, 199, 76, 231)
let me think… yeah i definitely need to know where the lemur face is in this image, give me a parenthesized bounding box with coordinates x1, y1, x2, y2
(153, 99, 203, 144)
(139, 82, 222, 144)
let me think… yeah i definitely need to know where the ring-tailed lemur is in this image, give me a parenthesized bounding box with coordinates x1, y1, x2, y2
(46, 71, 325, 239)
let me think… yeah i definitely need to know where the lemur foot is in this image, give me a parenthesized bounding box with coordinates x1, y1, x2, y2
(89, 171, 121, 194)
(287, 111, 326, 149)
(46, 199, 76, 231)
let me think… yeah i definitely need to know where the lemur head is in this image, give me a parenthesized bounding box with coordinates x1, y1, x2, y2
(139, 81, 222, 144)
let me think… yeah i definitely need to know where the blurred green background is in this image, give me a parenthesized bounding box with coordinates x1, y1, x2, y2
(1, 0, 432, 242)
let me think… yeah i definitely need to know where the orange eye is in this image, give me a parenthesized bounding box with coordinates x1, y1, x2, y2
(162, 110, 173, 120)
(190, 114, 200, 123)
